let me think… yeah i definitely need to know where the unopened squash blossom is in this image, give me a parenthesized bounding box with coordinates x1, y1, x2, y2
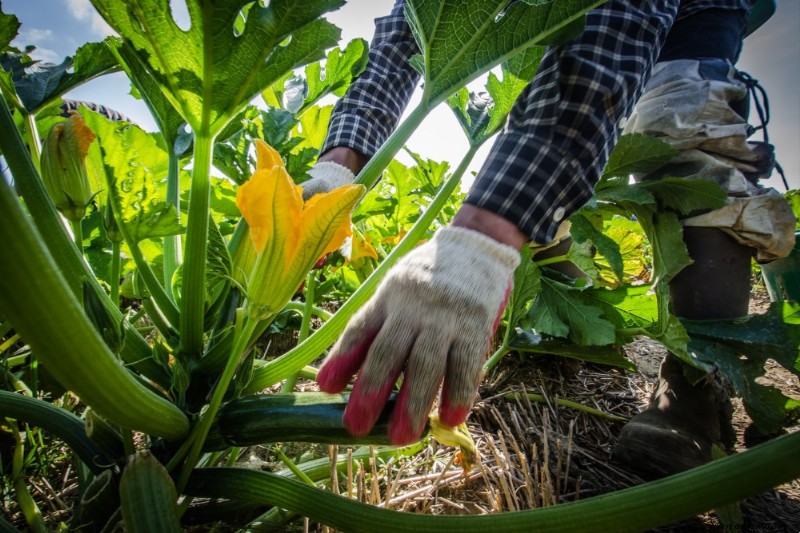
(40, 112, 96, 223)
(236, 141, 364, 321)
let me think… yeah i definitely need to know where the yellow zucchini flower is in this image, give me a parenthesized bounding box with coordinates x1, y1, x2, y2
(236, 141, 364, 321)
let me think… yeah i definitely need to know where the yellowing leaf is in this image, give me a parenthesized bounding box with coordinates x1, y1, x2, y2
(429, 414, 480, 474)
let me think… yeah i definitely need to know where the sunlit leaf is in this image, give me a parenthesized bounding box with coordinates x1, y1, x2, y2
(82, 107, 182, 243)
(90, 0, 344, 134)
(0, 41, 118, 113)
(293, 104, 332, 153)
(600, 133, 679, 186)
(405, 0, 603, 106)
(105, 37, 185, 148)
(302, 39, 368, 111)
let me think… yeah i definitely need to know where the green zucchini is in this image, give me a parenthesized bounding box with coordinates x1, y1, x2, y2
(209, 392, 423, 449)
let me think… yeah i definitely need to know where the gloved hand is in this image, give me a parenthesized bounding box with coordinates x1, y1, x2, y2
(301, 161, 355, 200)
(317, 226, 521, 445)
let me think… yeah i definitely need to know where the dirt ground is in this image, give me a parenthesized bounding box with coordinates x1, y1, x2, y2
(6, 287, 798, 532)
(322, 285, 799, 533)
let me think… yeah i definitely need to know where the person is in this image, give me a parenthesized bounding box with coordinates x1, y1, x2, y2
(305, 0, 795, 479)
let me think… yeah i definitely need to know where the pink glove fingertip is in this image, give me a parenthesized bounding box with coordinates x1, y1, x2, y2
(438, 391, 472, 428)
(342, 379, 396, 436)
(317, 333, 376, 393)
(387, 385, 430, 445)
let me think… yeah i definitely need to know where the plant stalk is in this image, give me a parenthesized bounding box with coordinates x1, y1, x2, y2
(177, 311, 259, 492)
(180, 131, 216, 361)
(163, 150, 182, 292)
(109, 240, 122, 306)
(24, 111, 42, 173)
(188, 430, 800, 532)
(354, 103, 430, 191)
(70, 218, 84, 251)
(281, 270, 317, 393)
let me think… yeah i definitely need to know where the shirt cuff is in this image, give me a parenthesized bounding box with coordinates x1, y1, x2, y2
(465, 132, 597, 245)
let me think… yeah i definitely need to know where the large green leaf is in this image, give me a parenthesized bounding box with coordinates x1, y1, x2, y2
(0, 5, 19, 52)
(106, 37, 185, 148)
(90, 0, 343, 134)
(447, 46, 545, 146)
(582, 284, 658, 329)
(686, 304, 800, 433)
(641, 177, 728, 216)
(599, 133, 678, 186)
(405, 0, 604, 106)
(507, 247, 542, 331)
(528, 277, 617, 346)
(82, 108, 182, 243)
(620, 204, 690, 286)
(0, 41, 118, 113)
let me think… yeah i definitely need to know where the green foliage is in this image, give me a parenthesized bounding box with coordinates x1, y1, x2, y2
(82, 108, 182, 243)
(90, 0, 343, 135)
(0, 41, 118, 113)
(684, 303, 800, 433)
(405, 0, 603, 106)
(1, 1, 798, 531)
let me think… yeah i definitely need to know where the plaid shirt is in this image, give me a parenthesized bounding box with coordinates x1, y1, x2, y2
(322, 0, 754, 243)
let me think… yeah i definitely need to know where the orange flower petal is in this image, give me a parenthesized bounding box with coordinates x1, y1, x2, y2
(254, 139, 284, 170)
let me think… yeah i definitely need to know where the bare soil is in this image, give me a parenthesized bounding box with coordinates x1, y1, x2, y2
(5, 288, 798, 532)
(291, 284, 800, 532)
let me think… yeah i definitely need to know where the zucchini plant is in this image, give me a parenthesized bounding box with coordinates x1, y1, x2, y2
(0, 1, 798, 531)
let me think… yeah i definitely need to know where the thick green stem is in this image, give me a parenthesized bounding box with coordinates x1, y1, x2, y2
(483, 345, 510, 373)
(281, 271, 317, 393)
(70, 218, 84, 251)
(24, 111, 42, 173)
(177, 312, 259, 492)
(109, 240, 122, 306)
(535, 254, 569, 267)
(163, 151, 181, 292)
(188, 430, 800, 532)
(11, 423, 47, 533)
(0, 97, 170, 388)
(180, 132, 215, 361)
(354, 103, 430, 191)
(245, 145, 478, 393)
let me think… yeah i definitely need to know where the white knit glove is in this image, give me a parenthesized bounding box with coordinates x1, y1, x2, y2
(301, 161, 355, 200)
(317, 226, 521, 445)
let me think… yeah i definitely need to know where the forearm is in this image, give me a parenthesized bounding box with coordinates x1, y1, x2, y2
(321, 0, 421, 161)
(467, 0, 680, 244)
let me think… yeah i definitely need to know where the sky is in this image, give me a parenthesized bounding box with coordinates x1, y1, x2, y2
(4, 0, 799, 192)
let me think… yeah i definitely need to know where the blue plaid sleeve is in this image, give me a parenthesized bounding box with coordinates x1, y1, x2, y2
(321, 0, 420, 158)
(465, 0, 753, 244)
(323, 0, 752, 243)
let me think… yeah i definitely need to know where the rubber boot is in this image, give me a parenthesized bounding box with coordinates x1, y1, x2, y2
(612, 354, 734, 479)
